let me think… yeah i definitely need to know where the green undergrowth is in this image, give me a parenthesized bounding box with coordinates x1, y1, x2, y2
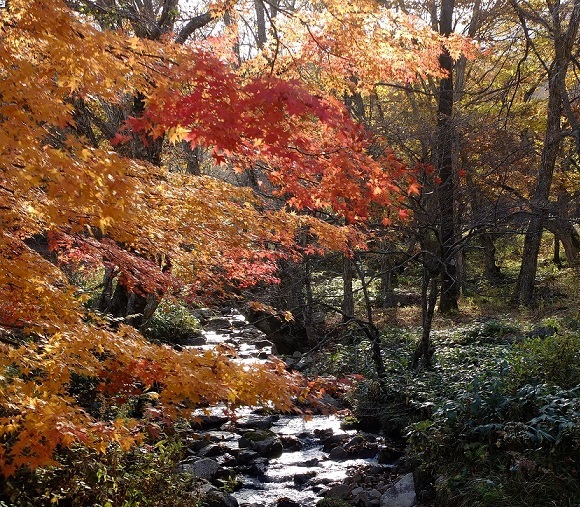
(142, 299, 202, 345)
(0, 433, 201, 507)
(328, 312, 580, 507)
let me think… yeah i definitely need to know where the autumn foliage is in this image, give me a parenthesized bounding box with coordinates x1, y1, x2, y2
(0, 0, 468, 476)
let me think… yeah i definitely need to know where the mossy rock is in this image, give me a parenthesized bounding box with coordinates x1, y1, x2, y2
(238, 430, 283, 458)
(239, 429, 277, 443)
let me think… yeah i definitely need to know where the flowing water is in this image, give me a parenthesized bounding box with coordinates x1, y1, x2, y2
(194, 311, 389, 507)
(234, 415, 379, 506)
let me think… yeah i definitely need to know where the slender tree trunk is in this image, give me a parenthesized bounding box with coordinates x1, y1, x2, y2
(436, 0, 459, 313)
(413, 269, 439, 369)
(379, 260, 396, 308)
(254, 0, 267, 49)
(511, 0, 580, 304)
(479, 233, 502, 282)
(183, 143, 202, 175)
(352, 256, 386, 378)
(553, 235, 562, 268)
(545, 219, 580, 266)
(342, 255, 355, 321)
(513, 64, 566, 303)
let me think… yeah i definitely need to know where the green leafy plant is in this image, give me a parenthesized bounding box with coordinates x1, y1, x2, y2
(143, 300, 202, 344)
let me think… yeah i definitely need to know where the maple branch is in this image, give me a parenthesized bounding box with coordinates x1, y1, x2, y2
(0, 329, 21, 347)
(175, 11, 214, 44)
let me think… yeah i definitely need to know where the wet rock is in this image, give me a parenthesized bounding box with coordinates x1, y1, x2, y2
(316, 499, 350, 507)
(204, 317, 232, 331)
(321, 433, 349, 452)
(236, 449, 260, 465)
(345, 435, 366, 448)
(199, 444, 225, 458)
(294, 471, 317, 485)
(218, 453, 238, 468)
(187, 433, 212, 453)
(298, 457, 319, 467)
(182, 458, 221, 480)
(191, 308, 216, 324)
(239, 429, 283, 459)
(324, 483, 351, 499)
(184, 334, 207, 346)
(380, 473, 416, 507)
(191, 415, 230, 430)
(377, 447, 404, 465)
(202, 488, 239, 507)
(294, 356, 314, 371)
(314, 428, 333, 439)
(245, 457, 269, 476)
(329, 446, 348, 461)
(254, 339, 274, 348)
(280, 435, 303, 451)
(276, 498, 301, 507)
(349, 442, 379, 459)
(239, 327, 264, 339)
(236, 415, 278, 430)
(206, 430, 239, 443)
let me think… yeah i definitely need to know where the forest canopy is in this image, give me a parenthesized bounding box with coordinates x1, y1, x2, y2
(2, 3, 580, 506)
(0, 0, 472, 475)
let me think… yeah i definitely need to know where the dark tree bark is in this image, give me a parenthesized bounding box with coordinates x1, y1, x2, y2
(352, 256, 386, 378)
(342, 255, 355, 322)
(553, 235, 562, 268)
(254, 0, 267, 49)
(512, 0, 580, 304)
(479, 233, 503, 282)
(379, 258, 396, 308)
(436, 0, 459, 313)
(545, 218, 580, 266)
(412, 269, 439, 369)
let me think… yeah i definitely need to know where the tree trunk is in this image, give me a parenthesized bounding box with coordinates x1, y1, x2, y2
(183, 143, 202, 175)
(511, 0, 580, 304)
(342, 255, 355, 321)
(379, 260, 396, 308)
(412, 269, 439, 369)
(545, 218, 580, 266)
(254, 0, 267, 49)
(352, 256, 386, 378)
(553, 235, 562, 268)
(436, 0, 459, 313)
(479, 233, 503, 282)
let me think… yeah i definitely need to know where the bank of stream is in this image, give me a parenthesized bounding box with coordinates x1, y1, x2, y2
(179, 310, 417, 507)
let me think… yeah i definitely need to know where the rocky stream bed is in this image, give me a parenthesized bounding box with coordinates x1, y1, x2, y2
(176, 310, 419, 507)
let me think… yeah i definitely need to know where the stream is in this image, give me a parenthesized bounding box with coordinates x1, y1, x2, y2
(183, 309, 413, 507)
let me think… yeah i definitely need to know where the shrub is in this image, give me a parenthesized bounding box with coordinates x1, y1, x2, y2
(0, 436, 200, 507)
(509, 331, 580, 389)
(143, 300, 201, 344)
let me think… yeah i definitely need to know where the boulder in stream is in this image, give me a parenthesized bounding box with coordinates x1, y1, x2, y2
(202, 488, 239, 507)
(239, 429, 283, 459)
(328, 446, 348, 461)
(380, 473, 416, 507)
(236, 414, 278, 430)
(204, 317, 232, 331)
(276, 498, 301, 507)
(185, 457, 221, 480)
